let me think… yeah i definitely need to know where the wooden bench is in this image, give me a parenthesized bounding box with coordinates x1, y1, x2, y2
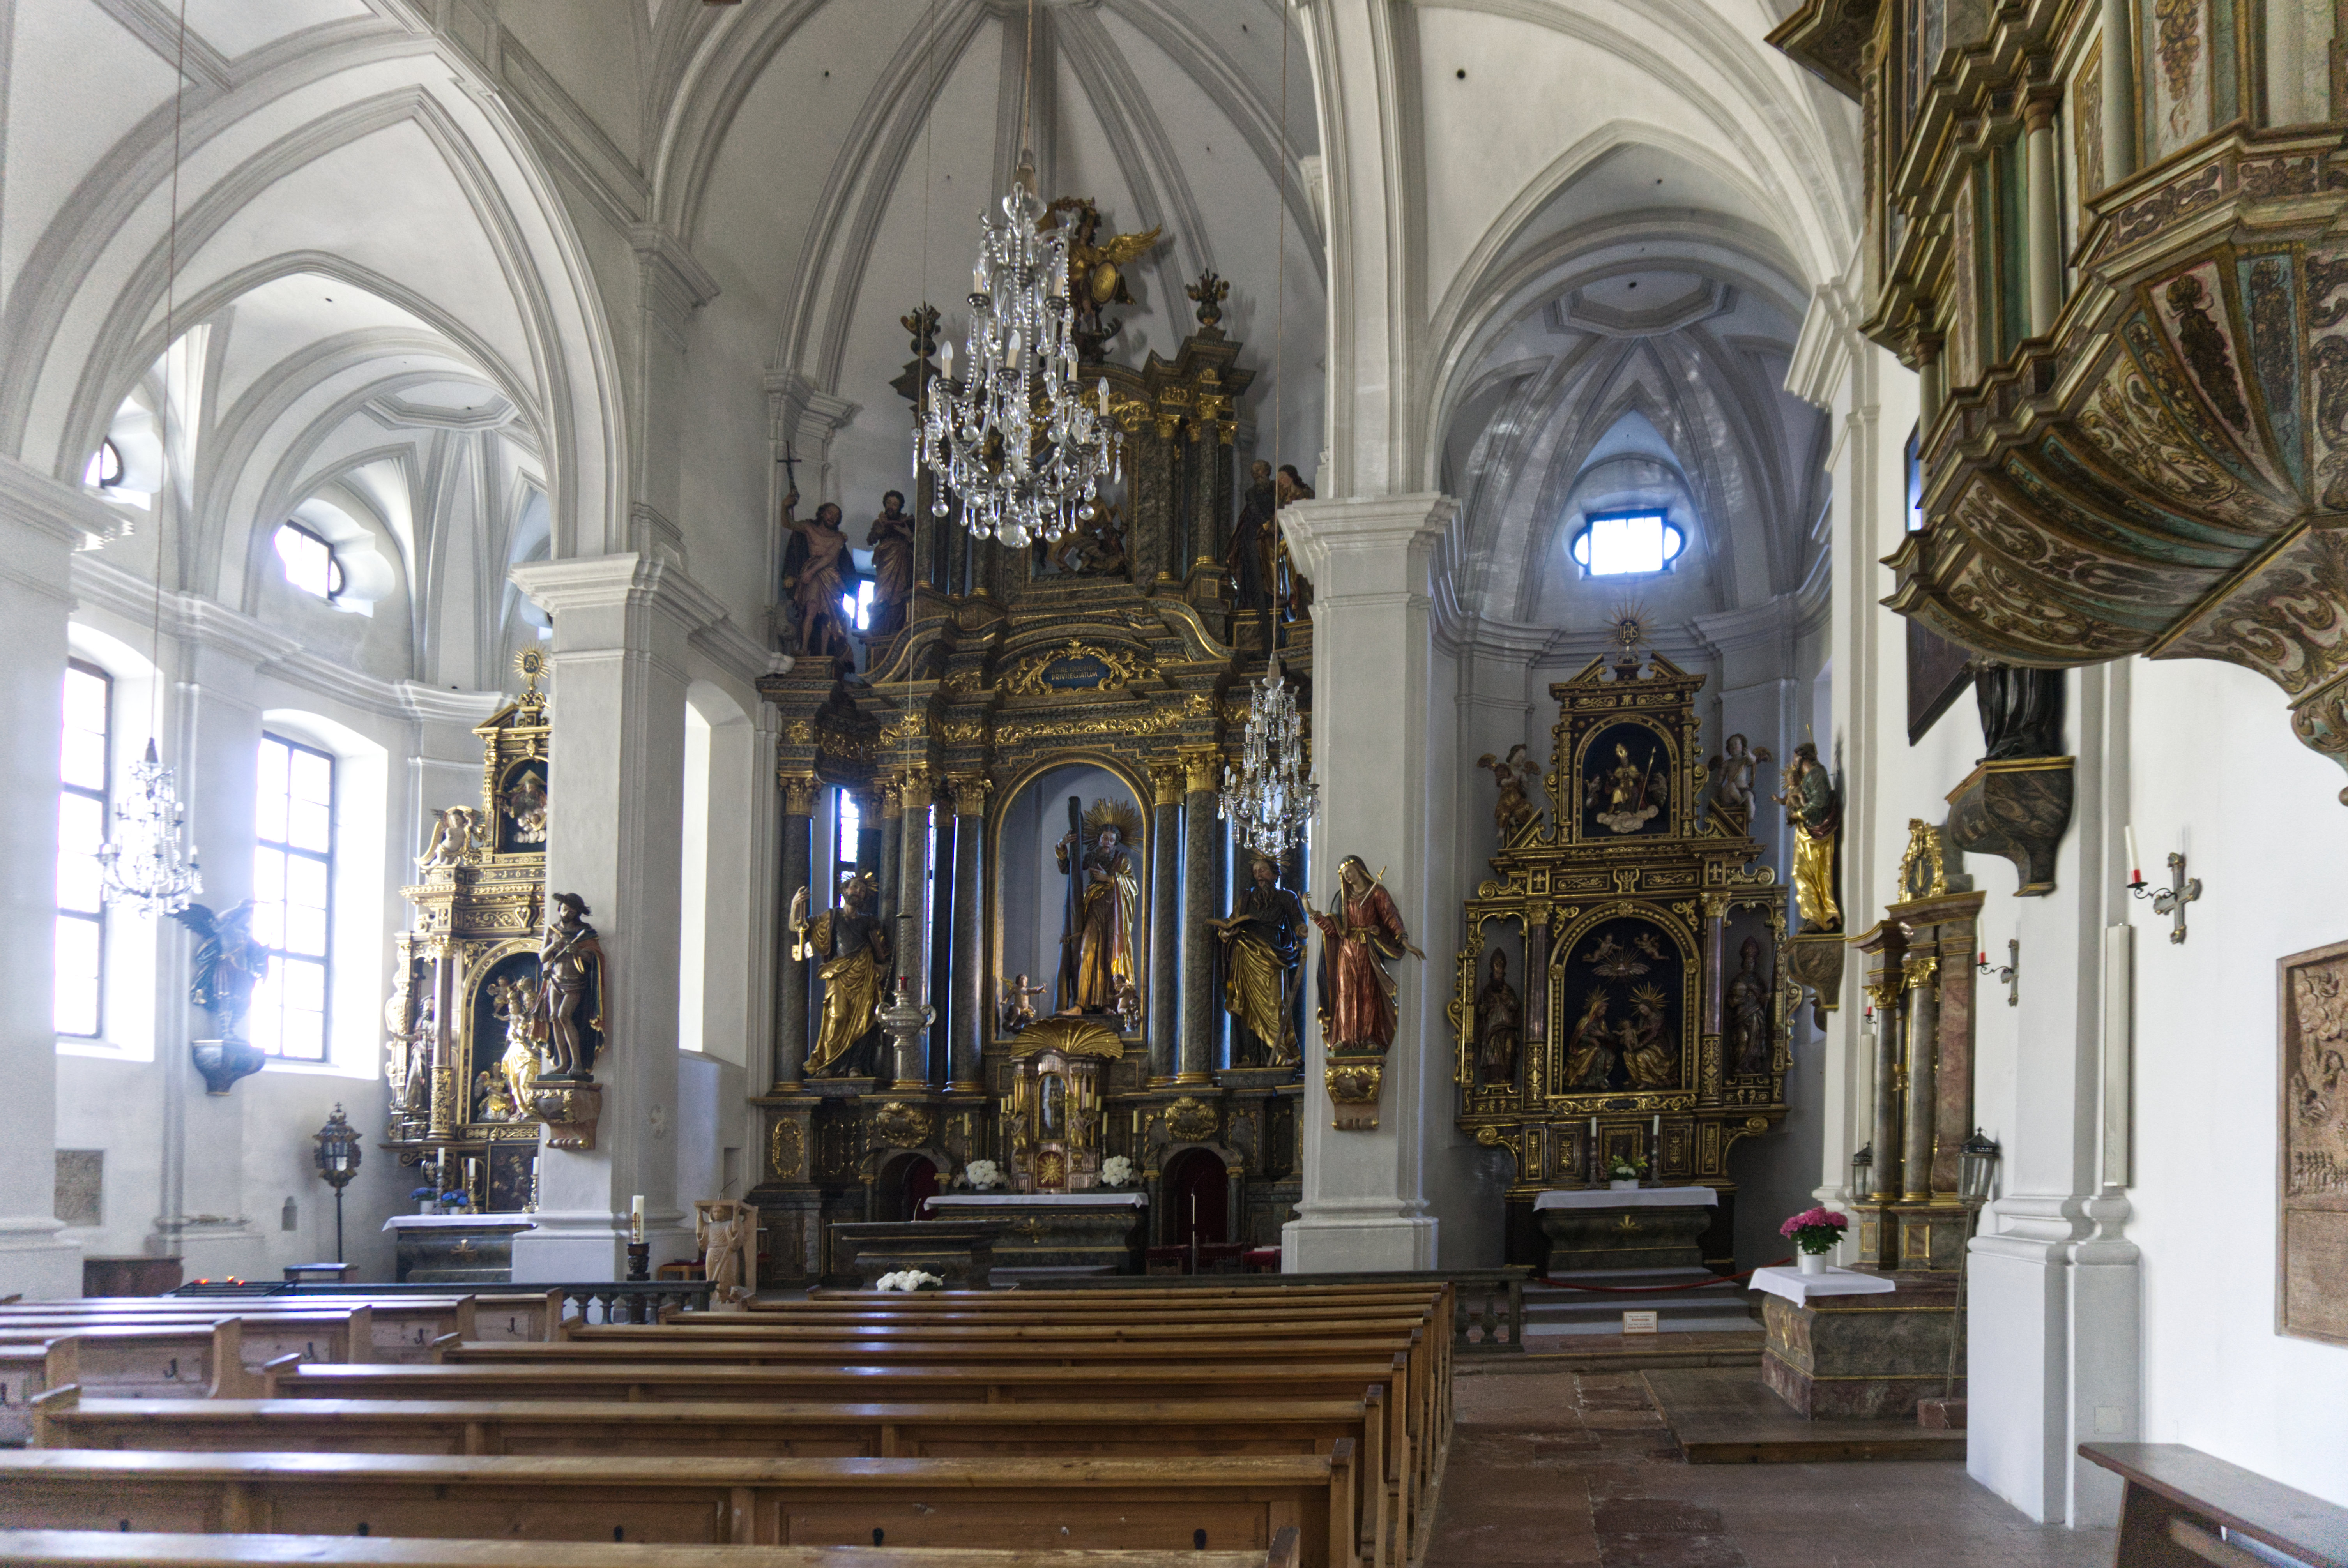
(0, 1527, 1295, 1568)
(2080, 1442, 2348, 1568)
(30, 1388, 1390, 1568)
(0, 1446, 1360, 1568)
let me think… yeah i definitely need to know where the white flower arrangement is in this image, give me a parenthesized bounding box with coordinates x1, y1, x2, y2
(873, 1270, 945, 1292)
(962, 1158, 1004, 1191)
(1099, 1154, 1135, 1188)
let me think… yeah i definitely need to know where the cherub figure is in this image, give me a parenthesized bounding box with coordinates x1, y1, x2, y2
(1476, 745, 1542, 842)
(1001, 973, 1048, 1034)
(421, 805, 483, 867)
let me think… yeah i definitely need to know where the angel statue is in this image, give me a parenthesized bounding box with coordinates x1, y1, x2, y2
(419, 804, 483, 868)
(1706, 734, 1771, 833)
(1477, 745, 1542, 842)
(789, 871, 891, 1076)
(170, 901, 270, 1094)
(999, 973, 1048, 1035)
(1043, 197, 1163, 359)
(695, 1199, 756, 1307)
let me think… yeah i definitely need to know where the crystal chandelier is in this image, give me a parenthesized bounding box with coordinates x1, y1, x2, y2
(99, 738, 202, 917)
(1219, 659, 1318, 857)
(917, 167, 1121, 549)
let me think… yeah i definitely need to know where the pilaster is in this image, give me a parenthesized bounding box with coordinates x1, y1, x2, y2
(1177, 748, 1219, 1085)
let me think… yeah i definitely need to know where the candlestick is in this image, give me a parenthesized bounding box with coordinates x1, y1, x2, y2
(629, 1194, 645, 1245)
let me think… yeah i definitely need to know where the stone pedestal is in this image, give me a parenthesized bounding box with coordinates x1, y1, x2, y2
(824, 1221, 999, 1289)
(1538, 1203, 1714, 1272)
(384, 1215, 536, 1285)
(1759, 1270, 1962, 1420)
(927, 1192, 1147, 1276)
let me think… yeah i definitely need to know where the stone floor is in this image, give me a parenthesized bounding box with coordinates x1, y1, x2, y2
(1427, 1365, 2118, 1568)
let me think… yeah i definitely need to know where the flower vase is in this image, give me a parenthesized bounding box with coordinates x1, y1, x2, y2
(415, 1201, 436, 1216)
(1798, 1250, 1829, 1275)
(1609, 1178, 1638, 1192)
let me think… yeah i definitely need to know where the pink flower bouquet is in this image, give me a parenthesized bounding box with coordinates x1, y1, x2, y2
(1779, 1206, 1849, 1255)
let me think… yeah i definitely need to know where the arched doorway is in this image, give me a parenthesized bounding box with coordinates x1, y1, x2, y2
(1164, 1148, 1229, 1246)
(876, 1153, 939, 1222)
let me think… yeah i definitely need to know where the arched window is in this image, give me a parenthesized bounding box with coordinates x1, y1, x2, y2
(55, 661, 112, 1037)
(1571, 511, 1685, 577)
(252, 732, 336, 1061)
(83, 440, 123, 490)
(273, 522, 345, 600)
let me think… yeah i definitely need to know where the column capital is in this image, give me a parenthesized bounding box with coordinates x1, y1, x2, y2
(946, 772, 992, 816)
(1179, 747, 1222, 795)
(778, 770, 820, 816)
(1278, 494, 1459, 603)
(511, 553, 733, 649)
(1149, 759, 1186, 807)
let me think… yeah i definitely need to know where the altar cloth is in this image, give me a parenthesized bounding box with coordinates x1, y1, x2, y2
(382, 1214, 537, 1231)
(1749, 1264, 1898, 1304)
(1533, 1186, 1718, 1210)
(928, 1192, 1148, 1208)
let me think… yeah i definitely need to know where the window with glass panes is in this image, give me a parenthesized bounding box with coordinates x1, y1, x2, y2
(55, 661, 111, 1037)
(252, 733, 334, 1060)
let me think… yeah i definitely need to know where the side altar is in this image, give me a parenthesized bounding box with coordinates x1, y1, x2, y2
(1454, 630, 1797, 1268)
(747, 248, 1317, 1285)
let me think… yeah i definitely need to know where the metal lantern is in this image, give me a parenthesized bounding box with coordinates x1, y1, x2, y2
(311, 1104, 364, 1263)
(1848, 1142, 1875, 1202)
(1956, 1127, 2001, 1205)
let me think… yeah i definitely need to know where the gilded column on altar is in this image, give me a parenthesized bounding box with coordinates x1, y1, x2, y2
(1177, 747, 1221, 1084)
(948, 773, 990, 1091)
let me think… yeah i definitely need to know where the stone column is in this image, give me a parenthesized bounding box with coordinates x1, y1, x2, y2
(877, 777, 904, 925)
(1868, 974, 1905, 1201)
(1177, 748, 1220, 1085)
(509, 554, 725, 1280)
(1277, 494, 1458, 1273)
(1147, 761, 1184, 1083)
(2098, 0, 2137, 186)
(774, 771, 817, 1092)
(947, 775, 989, 1092)
(0, 462, 107, 1298)
(893, 768, 933, 1086)
(927, 807, 955, 1088)
(1901, 956, 1941, 1202)
(2023, 95, 2062, 335)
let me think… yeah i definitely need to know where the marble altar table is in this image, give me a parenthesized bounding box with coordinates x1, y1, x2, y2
(1750, 1264, 1960, 1420)
(927, 1192, 1147, 1277)
(382, 1214, 535, 1285)
(825, 1221, 1001, 1289)
(1533, 1186, 1717, 1272)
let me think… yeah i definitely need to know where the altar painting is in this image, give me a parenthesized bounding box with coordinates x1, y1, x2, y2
(1552, 914, 1692, 1095)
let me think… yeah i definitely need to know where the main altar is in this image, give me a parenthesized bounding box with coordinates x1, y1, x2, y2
(1453, 633, 1796, 1268)
(750, 254, 1316, 1285)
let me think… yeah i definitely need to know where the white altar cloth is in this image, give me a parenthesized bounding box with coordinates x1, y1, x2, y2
(928, 1192, 1148, 1209)
(382, 1214, 537, 1232)
(1748, 1264, 1897, 1305)
(1533, 1186, 1718, 1211)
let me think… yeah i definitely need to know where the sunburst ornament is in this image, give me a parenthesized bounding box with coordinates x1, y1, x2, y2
(1607, 604, 1653, 674)
(514, 647, 550, 720)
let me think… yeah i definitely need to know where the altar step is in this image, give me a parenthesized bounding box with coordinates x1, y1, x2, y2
(1521, 1268, 1765, 1338)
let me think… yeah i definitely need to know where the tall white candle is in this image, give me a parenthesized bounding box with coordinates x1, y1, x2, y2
(629, 1194, 645, 1245)
(2124, 825, 2139, 881)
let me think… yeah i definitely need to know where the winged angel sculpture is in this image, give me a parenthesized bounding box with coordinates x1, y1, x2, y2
(1043, 198, 1162, 360)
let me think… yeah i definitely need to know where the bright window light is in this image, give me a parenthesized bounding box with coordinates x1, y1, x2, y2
(839, 579, 875, 632)
(83, 440, 123, 489)
(1572, 512, 1685, 576)
(274, 523, 344, 600)
(251, 732, 335, 1061)
(55, 660, 111, 1037)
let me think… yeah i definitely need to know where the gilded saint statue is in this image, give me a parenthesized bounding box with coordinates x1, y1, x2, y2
(1773, 740, 1843, 932)
(535, 893, 606, 1080)
(1564, 989, 1614, 1089)
(488, 973, 542, 1121)
(1729, 936, 1772, 1075)
(790, 871, 891, 1077)
(1475, 949, 1522, 1087)
(1478, 745, 1542, 841)
(1618, 982, 1677, 1088)
(866, 491, 915, 630)
(1056, 798, 1142, 1017)
(1310, 856, 1425, 1052)
(1210, 854, 1307, 1067)
(1588, 739, 1666, 833)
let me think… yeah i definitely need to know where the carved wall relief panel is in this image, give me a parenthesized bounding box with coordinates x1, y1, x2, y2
(2280, 938, 2348, 1346)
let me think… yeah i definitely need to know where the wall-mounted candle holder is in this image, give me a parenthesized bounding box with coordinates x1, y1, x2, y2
(1976, 939, 2019, 1007)
(2129, 850, 2201, 945)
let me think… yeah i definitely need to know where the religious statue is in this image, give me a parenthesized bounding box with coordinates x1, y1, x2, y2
(1705, 733, 1770, 831)
(790, 870, 890, 1076)
(499, 772, 548, 844)
(1588, 739, 1666, 833)
(1972, 660, 2064, 760)
(1055, 798, 1142, 1016)
(488, 973, 542, 1120)
(1618, 982, 1677, 1088)
(1310, 856, 1425, 1052)
(1475, 949, 1522, 1087)
(779, 489, 856, 659)
(1477, 745, 1542, 842)
(172, 900, 268, 1043)
(695, 1199, 755, 1306)
(1563, 989, 1614, 1089)
(535, 893, 606, 1080)
(1275, 465, 1315, 621)
(999, 973, 1048, 1034)
(470, 1070, 516, 1123)
(1210, 853, 1308, 1067)
(1112, 976, 1143, 1037)
(1043, 197, 1163, 358)
(1229, 460, 1278, 615)
(1773, 740, 1843, 932)
(394, 988, 438, 1116)
(1729, 936, 1772, 1075)
(420, 804, 483, 867)
(1048, 501, 1128, 578)
(867, 491, 915, 631)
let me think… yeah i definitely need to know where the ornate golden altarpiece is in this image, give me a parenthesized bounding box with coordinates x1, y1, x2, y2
(1453, 646, 1794, 1267)
(382, 661, 557, 1212)
(750, 289, 1309, 1284)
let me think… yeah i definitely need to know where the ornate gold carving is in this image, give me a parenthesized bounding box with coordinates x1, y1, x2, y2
(871, 1101, 934, 1149)
(940, 720, 988, 746)
(1181, 748, 1221, 794)
(1897, 819, 1948, 902)
(1149, 760, 1185, 807)
(1164, 1095, 1219, 1143)
(768, 1116, 806, 1181)
(779, 772, 820, 816)
(1003, 638, 1154, 697)
(1326, 1061, 1383, 1129)
(882, 715, 928, 743)
(1902, 955, 1941, 991)
(532, 1082, 602, 1151)
(783, 720, 816, 744)
(993, 706, 1183, 748)
(1864, 978, 1904, 1011)
(947, 773, 993, 816)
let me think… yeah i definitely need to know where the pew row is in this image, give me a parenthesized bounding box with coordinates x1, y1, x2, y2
(0, 1528, 1295, 1568)
(0, 1447, 1360, 1568)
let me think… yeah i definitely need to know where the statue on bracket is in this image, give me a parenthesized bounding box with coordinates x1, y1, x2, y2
(1211, 853, 1307, 1068)
(535, 893, 606, 1081)
(1312, 856, 1425, 1129)
(1478, 745, 1542, 841)
(866, 491, 916, 632)
(791, 870, 891, 1076)
(1773, 740, 1843, 932)
(1971, 661, 2065, 760)
(779, 490, 857, 659)
(1055, 796, 1142, 1018)
(1475, 948, 1521, 1087)
(171, 900, 270, 1094)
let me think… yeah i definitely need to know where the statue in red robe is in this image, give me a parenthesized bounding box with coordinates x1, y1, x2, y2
(1311, 856, 1424, 1051)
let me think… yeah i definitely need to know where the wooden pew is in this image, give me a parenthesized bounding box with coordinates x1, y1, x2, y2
(30, 1388, 1390, 1568)
(2080, 1443, 2348, 1568)
(0, 1446, 1360, 1568)
(0, 1293, 561, 1348)
(0, 1527, 1296, 1568)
